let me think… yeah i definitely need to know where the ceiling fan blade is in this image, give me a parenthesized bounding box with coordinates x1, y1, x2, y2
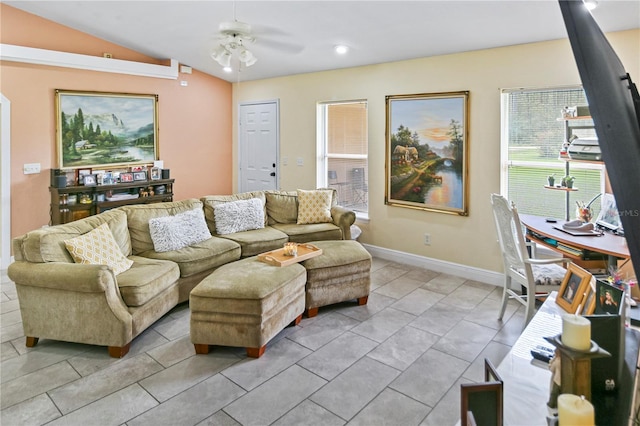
(258, 37, 305, 54)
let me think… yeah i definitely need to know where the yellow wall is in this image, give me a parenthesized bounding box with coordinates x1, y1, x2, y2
(233, 29, 640, 273)
(1, 5, 234, 238)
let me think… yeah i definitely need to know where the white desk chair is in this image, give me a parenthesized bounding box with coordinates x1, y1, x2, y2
(490, 194, 569, 325)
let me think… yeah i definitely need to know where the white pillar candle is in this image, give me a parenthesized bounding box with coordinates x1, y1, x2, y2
(558, 394, 595, 426)
(562, 314, 591, 351)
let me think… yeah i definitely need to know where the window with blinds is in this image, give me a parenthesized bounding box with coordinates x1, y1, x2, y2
(501, 87, 604, 219)
(317, 100, 368, 214)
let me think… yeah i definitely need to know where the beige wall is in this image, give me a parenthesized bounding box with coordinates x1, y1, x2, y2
(1, 5, 233, 238)
(233, 29, 640, 273)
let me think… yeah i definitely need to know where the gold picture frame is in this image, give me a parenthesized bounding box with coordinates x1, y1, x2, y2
(385, 91, 469, 215)
(56, 89, 159, 169)
(556, 263, 592, 313)
(579, 278, 597, 315)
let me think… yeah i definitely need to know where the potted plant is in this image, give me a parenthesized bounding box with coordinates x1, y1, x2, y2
(547, 174, 556, 186)
(562, 175, 575, 188)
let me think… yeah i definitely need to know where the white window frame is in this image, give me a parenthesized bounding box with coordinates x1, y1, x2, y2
(316, 99, 369, 218)
(500, 86, 604, 218)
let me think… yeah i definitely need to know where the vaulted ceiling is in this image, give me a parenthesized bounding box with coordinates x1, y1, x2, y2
(6, 1, 640, 82)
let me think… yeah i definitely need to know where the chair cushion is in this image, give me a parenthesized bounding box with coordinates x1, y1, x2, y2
(515, 263, 566, 286)
(64, 223, 133, 275)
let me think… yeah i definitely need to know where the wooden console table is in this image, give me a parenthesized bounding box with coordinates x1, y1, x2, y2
(498, 292, 640, 425)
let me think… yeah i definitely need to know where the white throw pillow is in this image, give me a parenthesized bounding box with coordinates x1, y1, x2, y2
(297, 189, 333, 224)
(148, 208, 212, 253)
(213, 198, 265, 235)
(64, 223, 133, 275)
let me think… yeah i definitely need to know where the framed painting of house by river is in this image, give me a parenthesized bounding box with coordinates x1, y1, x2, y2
(56, 90, 158, 169)
(385, 91, 469, 216)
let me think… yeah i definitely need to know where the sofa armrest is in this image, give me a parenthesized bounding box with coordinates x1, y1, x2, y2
(8, 261, 119, 293)
(8, 261, 134, 348)
(331, 206, 356, 240)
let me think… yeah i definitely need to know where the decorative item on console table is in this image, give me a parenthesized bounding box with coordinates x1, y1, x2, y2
(49, 178, 175, 225)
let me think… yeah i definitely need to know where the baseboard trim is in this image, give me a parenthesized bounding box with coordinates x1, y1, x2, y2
(362, 243, 502, 287)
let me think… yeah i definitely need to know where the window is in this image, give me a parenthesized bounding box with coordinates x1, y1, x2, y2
(501, 87, 604, 219)
(317, 100, 368, 215)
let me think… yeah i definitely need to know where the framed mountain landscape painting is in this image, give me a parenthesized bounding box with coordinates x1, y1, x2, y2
(56, 90, 159, 169)
(385, 91, 469, 215)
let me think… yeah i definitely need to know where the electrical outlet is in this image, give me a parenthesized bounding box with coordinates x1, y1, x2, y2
(296, 157, 304, 166)
(424, 233, 431, 245)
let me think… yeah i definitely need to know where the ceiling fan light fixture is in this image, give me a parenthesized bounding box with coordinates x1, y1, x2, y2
(334, 45, 349, 55)
(239, 49, 257, 66)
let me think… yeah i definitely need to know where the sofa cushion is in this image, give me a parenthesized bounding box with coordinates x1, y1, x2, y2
(297, 189, 333, 224)
(117, 256, 180, 307)
(20, 209, 131, 263)
(140, 236, 241, 277)
(201, 192, 267, 234)
(217, 227, 288, 257)
(270, 223, 343, 243)
(64, 223, 134, 275)
(148, 208, 212, 252)
(122, 199, 203, 255)
(214, 198, 265, 235)
(264, 190, 298, 225)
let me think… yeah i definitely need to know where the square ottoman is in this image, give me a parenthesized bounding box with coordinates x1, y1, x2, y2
(301, 240, 372, 317)
(190, 257, 306, 358)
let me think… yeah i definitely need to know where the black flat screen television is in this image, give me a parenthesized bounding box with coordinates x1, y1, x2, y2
(559, 0, 640, 280)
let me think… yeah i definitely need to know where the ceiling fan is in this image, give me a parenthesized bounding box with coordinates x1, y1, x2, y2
(211, 21, 257, 68)
(210, 17, 304, 69)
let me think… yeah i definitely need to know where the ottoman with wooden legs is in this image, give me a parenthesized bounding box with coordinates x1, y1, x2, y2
(301, 240, 372, 317)
(190, 257, 306, 358)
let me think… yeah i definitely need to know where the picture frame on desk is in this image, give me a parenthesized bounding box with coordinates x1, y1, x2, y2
(594, 279, 624, 315)
(580, 280, 597, 315)
(556, 263, 592, 313)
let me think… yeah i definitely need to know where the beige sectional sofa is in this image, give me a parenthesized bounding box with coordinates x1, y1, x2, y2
(8, 189, 355, 357)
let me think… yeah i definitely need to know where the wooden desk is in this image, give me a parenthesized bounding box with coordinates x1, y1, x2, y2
(498, 293, 640, 425)
(520, 214, 629, 267)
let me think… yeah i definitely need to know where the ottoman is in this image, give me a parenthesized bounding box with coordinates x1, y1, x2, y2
(301, 240, 372, 317)
(190, 257, 306, 358)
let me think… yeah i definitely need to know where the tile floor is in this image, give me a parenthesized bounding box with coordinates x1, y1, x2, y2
(0, 257, 526, 426)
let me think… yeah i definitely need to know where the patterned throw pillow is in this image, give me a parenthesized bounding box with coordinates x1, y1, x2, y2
(64, 223, 133, 275)
(148, 208, 212, 252)
(297, 189, 333, 224)
(213, 198, 265, 235)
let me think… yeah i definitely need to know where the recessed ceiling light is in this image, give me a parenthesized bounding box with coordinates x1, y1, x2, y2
(334, 45, 349, 55)
(223, 66, 233, 73)
(584, 0, 598, 10)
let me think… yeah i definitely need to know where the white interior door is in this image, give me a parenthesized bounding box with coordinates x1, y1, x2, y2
(239, 100, 279, 192)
